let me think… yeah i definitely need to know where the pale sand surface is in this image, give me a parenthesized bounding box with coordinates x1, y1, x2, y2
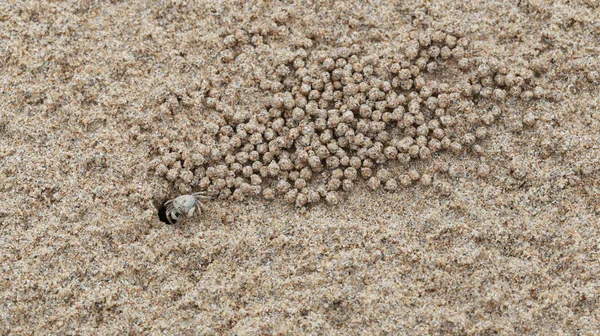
(1, 1, 600, 334)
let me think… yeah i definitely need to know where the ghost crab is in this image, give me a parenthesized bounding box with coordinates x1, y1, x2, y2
(164, 192, 211, 225)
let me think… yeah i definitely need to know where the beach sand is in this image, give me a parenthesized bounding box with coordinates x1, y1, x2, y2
(1, 0, 599, 334)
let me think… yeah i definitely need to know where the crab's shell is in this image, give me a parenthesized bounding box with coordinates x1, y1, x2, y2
(173, 195, 199, 216)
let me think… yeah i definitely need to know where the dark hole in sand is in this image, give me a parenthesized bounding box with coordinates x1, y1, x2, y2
(153, 199, 171, 224)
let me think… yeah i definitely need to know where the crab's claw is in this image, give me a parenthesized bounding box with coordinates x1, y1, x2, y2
(186, 207, 196, 217)
(168, 211, 180, 224)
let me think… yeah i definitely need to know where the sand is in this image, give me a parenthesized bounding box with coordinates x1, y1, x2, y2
(1, 0, 599, 334)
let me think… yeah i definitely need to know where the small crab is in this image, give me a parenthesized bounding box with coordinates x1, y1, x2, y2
(164, 192, 211, 225)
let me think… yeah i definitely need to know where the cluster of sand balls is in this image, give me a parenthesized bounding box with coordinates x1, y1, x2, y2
(152, 30, 543, 206)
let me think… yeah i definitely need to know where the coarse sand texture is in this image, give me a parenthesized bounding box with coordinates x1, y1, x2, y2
(1, 0, 599, 334)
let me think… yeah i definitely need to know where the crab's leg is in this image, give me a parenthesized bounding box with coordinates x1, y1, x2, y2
(194, 203, 202, 217)
(167, 212, 176, 224)
(165, 204, 177, 224)
(198, 202, 209, 214)
(192, 192, 211, 199)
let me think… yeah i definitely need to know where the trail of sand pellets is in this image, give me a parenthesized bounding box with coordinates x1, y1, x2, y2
(148, 28, 550, 208)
